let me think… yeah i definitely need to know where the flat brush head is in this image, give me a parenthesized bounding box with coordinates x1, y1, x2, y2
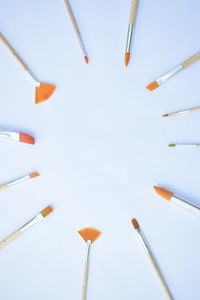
(131, 218, 139, 229)
(84, 56, 89, 64)
(41, 205, 53, 217)
(125, 52, 130, 66)
(29, 172, 40, 178)
(35, 82, 56, 104)
(19, 133, 35, 144)
(153, 186, 173, 201)
(146, 81, 159, 91)
(78, 227, 101, 243)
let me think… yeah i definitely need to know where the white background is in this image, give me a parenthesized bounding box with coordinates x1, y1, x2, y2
(0, 0, 200, 299)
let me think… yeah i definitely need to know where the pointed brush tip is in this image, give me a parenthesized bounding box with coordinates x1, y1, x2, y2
(84, 56, 89, 64)
(162, 114, 169, 117)
(125, 52, 130, 66)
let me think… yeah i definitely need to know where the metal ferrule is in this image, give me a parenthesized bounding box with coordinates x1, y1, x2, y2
(8, 175, 30, 187)
(172, 195, 200, 217)
(172, 110, 190, 116)
(0, 130, 19, 142)
(156, 65, 183, 86)
(77, 35, 87, 57)
(136, 229, 150, 254)
(26, 70, 40, 87)
(126, 24, 134, 52)
(85, 240, 92, 262)
(20, 213, 43, 232)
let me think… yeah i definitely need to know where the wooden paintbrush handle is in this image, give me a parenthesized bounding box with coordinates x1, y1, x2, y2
(129, 0, 139, 25)
(82, 261, 89, 300)
(181, 52, 200, 68)
(0, 33, 29, 70)
(148, 253, 173, 300)
(64, 0, 80, 36)
(0, 229, 21, 249)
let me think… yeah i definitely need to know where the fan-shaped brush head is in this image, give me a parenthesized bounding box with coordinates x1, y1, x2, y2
(19, 133, 35, 144)
(78, 227, 101, 243)
(35, 82, 56, 104)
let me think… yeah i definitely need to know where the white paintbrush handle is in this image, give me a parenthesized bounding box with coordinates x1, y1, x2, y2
(0, 33, 29, 70)
(0, 229, 21, 249)
(147, 253, 173, 300)
(129, 0, 138, 25)
(64, 0, 80, 36)
(82, 261, 89, 300)
(181, 52, 200, 68)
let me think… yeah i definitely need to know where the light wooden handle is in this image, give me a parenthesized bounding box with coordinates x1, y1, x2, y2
(64, 0, 80, 36)
(129, 0, 139, 24)
(148, 253, 173, 300)
(0, 33, 29, 70)
(181, 52, 200, 68)
(0, 229, 21, 249)
(82, 261, 89, 300)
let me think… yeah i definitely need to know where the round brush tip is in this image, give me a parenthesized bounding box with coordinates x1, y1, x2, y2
(131, 218, 139, 229)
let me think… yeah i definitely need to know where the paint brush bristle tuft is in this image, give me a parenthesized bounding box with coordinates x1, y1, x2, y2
(19, 133, 35, 144)
(162, 114, 169, 117)
(35, 82, 56, 104)
(78, 227, 101, 243)
(153, 186, 173, 201)
(168, 144, 175, 147)
(29, 172, 40, 178)
(41, 205, 53, 217)
(146, 81, 159, 91)
(84, 56, 89, 64)
(131, 218, 139, 229)
(125, 52, 130, 66)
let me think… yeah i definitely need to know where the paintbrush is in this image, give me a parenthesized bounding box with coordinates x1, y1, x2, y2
(131, 219, 173, 300)
(0, 129, 34, 144)
(64, 0, 89, 64)
(0, 172, 40, 191)
(163, 106, 200, 117)
(168, 144, 200, 148)
(154, 186, 200, 217)
(0, 33, 56, 103)
(78, 227, 101, 300)
(0, 205, 53, 249)
(125, 0, 139, 66)
(146, 51, 200, 91)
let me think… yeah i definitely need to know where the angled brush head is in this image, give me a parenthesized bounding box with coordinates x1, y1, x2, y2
(131, 218, 139, 229)
(19, 133, 35, 144)
(146, 81, 159, 91)
(153, 186, 173, 201)
(35, 82, 56, 104)
(41, 205, 53, 217)
(125, 52, 130, 66)
(29, 172, 40, 179)
(78, 227, 101, 243)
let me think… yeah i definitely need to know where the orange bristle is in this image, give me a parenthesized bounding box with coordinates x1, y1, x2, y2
(125, 52, 130, 66)
(146, 81, 159, 91)
(29, 172, 40, 179)
(41, 205, 53, 217)
(35, 82, 56, 104)
(131, 218, 139, 229)
(162, 114, 169, 117)
(153, 186, 173, 201)
(78, 227, 101, 243)
(19, 133, 35, 144)
(84, 56, 89, 64)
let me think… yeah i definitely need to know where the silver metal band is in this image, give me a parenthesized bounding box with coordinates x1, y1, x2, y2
(0, 130, 19, 142)
(26, 70, 40, 87)
(85, 240, 92, 262)
(172, 195, 200, 217)
(8, 175, 30, 187)
(20, 213, 43, 232)
(125, 24, 134, 52)
(77, 35, 87, 57)
(136, 229, 150, 254)
(156, 65, 183, 86)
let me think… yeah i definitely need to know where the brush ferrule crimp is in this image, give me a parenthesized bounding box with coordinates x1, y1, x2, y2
(20, 213, 43, 232)
(156, 65, 183, 86)
(0, 130, 19, 142)
(126, 24, 134, 52)
(77, 35, 87, 57)
(26, 70, 40, 87)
